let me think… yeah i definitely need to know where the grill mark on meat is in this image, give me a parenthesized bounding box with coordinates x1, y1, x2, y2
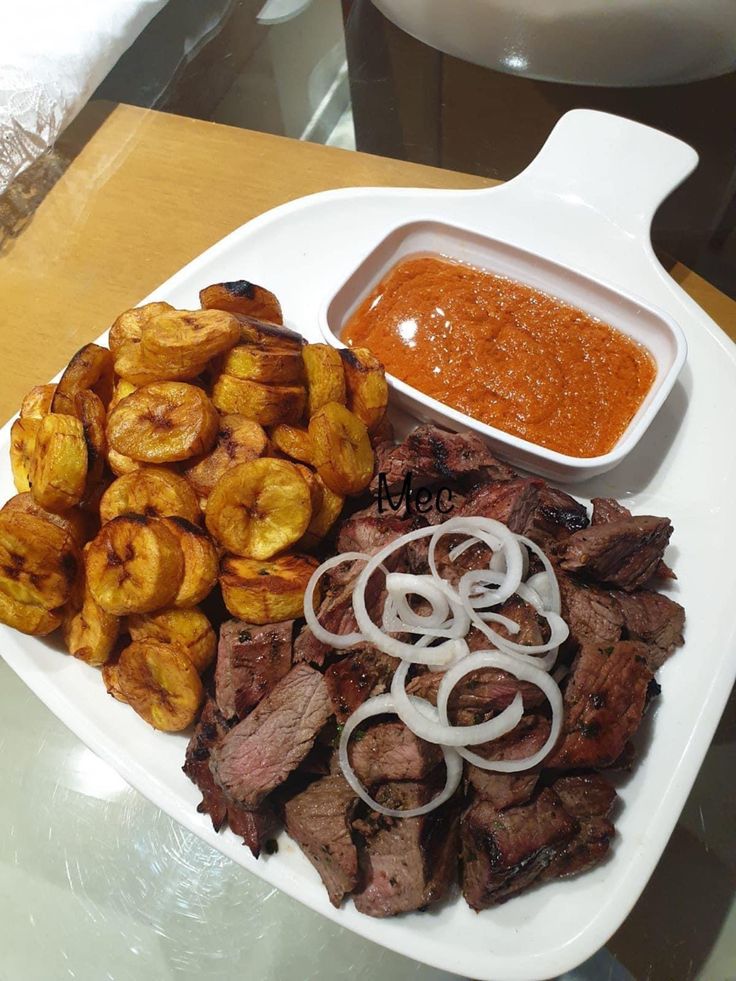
(458, 477, 543, 534)
(349, 721, 443, 785)
(465, 769, 539, 810)
(215, 619, 293, 721)
(210, 664, 333, 809)
(541, 773, 617, 879)
(325, 648, 397, 722)
(612, 589, 685, 671)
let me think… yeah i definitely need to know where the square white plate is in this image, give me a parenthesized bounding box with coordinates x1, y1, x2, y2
(1, 110, 735, 981)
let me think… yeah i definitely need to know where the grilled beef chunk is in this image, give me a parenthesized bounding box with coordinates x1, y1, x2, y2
(370, 425, 515, 494)
(183, 699, 276, 856)
(458, 477, 543, 533)
(325, 648, 397, 722)
(461, 788, 577, 909)
(336, 512, 414, 556)
(612, 589, 685, 670)
(215, 619, 293, 721)
(353, 781, 459, 916)
(559, 515, 673, 591)
(349, 721, 443, 785)
(210, 664, 333, 808)
(559, 574, 624, 650)
(542, 773, 616, 879)
(472, 713, 551, 763)
(465, 769, 539, 809)
(591, 497, 632, 525)
(546, 641, 652, 769)
(284, 774, 359, 907)
(532, 485, 590, 537)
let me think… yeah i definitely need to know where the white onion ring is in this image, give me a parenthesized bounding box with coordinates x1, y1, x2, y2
(516, 535, 562, 615)
(338, 693, 463, 817)
(304, 552, 372, 649)
(436, 649, 563, 772)
(390, 660, 524, 746)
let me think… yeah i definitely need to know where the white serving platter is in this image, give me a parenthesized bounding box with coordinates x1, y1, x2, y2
(1, 109, 735, 981)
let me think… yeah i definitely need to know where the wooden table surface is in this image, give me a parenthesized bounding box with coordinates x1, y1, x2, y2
(1, 101, 734, 424)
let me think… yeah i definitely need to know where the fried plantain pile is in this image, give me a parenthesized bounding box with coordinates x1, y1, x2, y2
(0, 279, 389, 732)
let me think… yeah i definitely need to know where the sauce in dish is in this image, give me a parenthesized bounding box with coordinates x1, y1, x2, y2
(341, 255, 656, 458)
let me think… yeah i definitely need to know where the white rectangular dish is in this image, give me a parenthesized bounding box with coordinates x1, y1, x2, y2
(320, 218, 687, 481)
(1, 109, 735, 981)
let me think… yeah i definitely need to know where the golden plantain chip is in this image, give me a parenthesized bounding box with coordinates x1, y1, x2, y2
(20, 383, 56, 419)
(10, 416, 39, 493)
(233, 314, 303, 350)
(302, 343, 346, 417)
(62, 561, 120, 666)
(0, 511, 78, 609)
(183, 414, 267, 503)
(73, 390, 108, 502)
(339, 347, 389, 433)
(220, 553, 318, 624)
(107, 447, 142, 477)
(51, 343, 114, 413)
(30, 413, 88, 512)
(205, 457, 312, 560)
(107, 382, 219, 463)
(108, 301, 174, 354)
(128, 606, 216, 674)
(100, 467, 201, 524)
(116, 639, 203, 731)
(0, 589, 62, 636)
(159, 517, 219, 608)
(269, 423, 314, 464)
(211, 374, 305, 426)
(308, 402, 374, 496)
(199, 280, 284, 324)
(109, 378, 137, 410)
(113, 338, 206, 386)
(294, 464, 323, 515)
(141, 309, 241, 372)
(2, 493, 93, 548)
(299, 474, 345, 550)
(85, 514, 184, 615)
(220, 344, 304, 384)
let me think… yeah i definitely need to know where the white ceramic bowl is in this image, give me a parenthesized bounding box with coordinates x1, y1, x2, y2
(320, 219, 687, 483)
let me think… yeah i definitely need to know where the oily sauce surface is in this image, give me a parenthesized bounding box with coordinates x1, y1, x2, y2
(342, 255, 656, 457)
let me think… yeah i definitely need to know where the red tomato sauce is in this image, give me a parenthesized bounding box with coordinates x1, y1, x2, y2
(341, 255, 656, 458)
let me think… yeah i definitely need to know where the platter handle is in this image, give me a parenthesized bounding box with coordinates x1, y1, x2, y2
(500, 109, 699, 237)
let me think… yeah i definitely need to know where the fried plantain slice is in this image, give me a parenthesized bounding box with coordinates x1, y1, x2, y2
(2, 492, 93, 548)
(299, 474, 344, 550)
(100, 468, 201, 524)
(113, 338, 206, 385)
(30, 413, 88, 512)
(220, 344, 304, 384)
(339, 347, 388, 433)
(128, 606, 216, 674)
(302, 343, 346, 417)
(294, 464, 323, 515)
(107, 382, 219, 463)
(102, 660, 127, 702)
(108, 301, 174, 354)
(85, 514, 184, 615)
(107, 448, 142, 477)
(72, 390, 108, 502)
(233, 314, 304, 351)
(205, 457, 312, 559)
(0, 510, 78, 609)
(51, 343, 114, 413)
(62, 560, 120, 665)
(141, 309, 241, 373)
(116, 639, 203, 731)
(183, 414, 267, 502)
(269, 423, 314, 464)
(0, 589, 62, 636)
(10, 416, 39, 493)
(308, 402, 374, 496)
(20, 383, 56, 419)
(220, 553, 318, 624)
(159, 516, 219, 608)
(199, 280, 284, 324)
(211, 374, 305, 426)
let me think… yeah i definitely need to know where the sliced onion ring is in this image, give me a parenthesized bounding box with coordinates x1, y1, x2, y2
(304, 551, 372, 649)
(391, 659, 524, 746)
(436, 649, 563, 772)
(338, 693, 463, 818)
